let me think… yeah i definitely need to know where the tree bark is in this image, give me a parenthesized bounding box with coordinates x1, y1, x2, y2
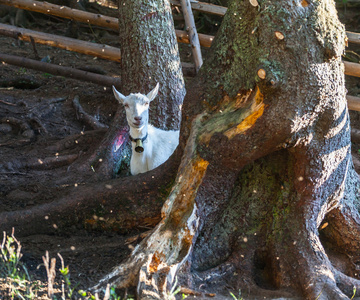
(117, 0, 185, 130)
(92, 1, 360, 299)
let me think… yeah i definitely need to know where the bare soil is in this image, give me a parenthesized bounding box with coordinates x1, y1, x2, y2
(0, 3, 359, 299)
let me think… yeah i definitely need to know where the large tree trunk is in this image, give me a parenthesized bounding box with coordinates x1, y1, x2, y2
(92, 0, 360, 299)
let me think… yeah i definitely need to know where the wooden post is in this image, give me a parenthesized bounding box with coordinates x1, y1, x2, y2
(180, 0, 203, 72)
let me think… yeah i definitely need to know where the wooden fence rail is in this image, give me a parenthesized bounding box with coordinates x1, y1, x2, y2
(1, 0, 359, 47)
(0, 23, 121, 62)
(0, 52, 121, 88)
(0, 0, 359, 111)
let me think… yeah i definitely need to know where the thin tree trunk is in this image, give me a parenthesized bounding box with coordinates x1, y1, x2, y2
(117, 0, 185, 130)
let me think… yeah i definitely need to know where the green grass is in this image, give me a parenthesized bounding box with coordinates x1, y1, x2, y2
(0, 231, 130, 300)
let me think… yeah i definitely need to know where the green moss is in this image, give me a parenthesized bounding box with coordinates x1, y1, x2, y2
(215, 150, 296, 244)
(201, 0, 266, 104)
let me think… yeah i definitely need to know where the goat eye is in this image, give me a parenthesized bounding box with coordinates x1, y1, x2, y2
(124, 104, 129, 108)
(145, 102, 149, 106)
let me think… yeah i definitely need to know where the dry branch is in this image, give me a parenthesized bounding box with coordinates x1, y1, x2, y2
(0, 23, 121, 62)
(0, 52, 121, 88)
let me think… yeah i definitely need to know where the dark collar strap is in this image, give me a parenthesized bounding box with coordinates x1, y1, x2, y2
(129, 133, 148, 143)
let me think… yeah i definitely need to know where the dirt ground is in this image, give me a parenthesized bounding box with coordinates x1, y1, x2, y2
(0, 2, 359, 299)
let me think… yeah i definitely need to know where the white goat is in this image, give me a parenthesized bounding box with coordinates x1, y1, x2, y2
(112, 83, 179, 175)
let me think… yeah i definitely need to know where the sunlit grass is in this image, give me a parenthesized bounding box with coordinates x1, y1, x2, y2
(0, 230, 129, 300)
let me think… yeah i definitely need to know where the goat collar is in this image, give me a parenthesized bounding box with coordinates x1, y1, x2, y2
(129, 133, 148, 153)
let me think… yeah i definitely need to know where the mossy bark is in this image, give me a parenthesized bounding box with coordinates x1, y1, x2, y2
(93, 1, 360, 299)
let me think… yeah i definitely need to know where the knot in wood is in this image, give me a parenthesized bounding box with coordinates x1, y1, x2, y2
(257, 69, 266, 80)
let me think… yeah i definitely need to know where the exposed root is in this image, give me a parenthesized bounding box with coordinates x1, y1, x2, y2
(28, 116, 48, 135)
(72, 95, 108, 130)
(0, 116, 32, 135)
(25, 154, 79, 170)
(334, 270, 360, 298)
(45, 129, 106, 152)
(0, 138, 31, 147)
(0, 149, 180, 236)
(0, 75, 42, 89)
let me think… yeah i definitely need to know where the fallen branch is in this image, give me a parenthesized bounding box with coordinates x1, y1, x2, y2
(0, 52, 121, 88)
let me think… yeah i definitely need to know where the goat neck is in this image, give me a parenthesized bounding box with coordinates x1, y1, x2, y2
(129, 122, 148, 140)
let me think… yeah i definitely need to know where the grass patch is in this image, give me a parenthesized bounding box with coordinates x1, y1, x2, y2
(0, 230, 130, 300)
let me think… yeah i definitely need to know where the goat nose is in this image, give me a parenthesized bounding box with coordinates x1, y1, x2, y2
(134, 116, 142, 121)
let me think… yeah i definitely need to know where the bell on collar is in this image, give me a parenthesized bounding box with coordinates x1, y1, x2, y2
(135, 139, 144, 153)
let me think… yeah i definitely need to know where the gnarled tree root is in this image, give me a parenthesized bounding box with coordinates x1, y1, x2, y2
(72, 95, 108, 130)
(0, 149, 181, 237)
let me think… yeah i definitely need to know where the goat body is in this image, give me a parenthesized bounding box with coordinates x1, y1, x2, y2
(130, 124, 179, 175)
(113, 83, 179, 175)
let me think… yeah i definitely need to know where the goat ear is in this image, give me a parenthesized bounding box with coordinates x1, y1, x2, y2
(146, 83, 159, 102)
(112, 86, 126, 104)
